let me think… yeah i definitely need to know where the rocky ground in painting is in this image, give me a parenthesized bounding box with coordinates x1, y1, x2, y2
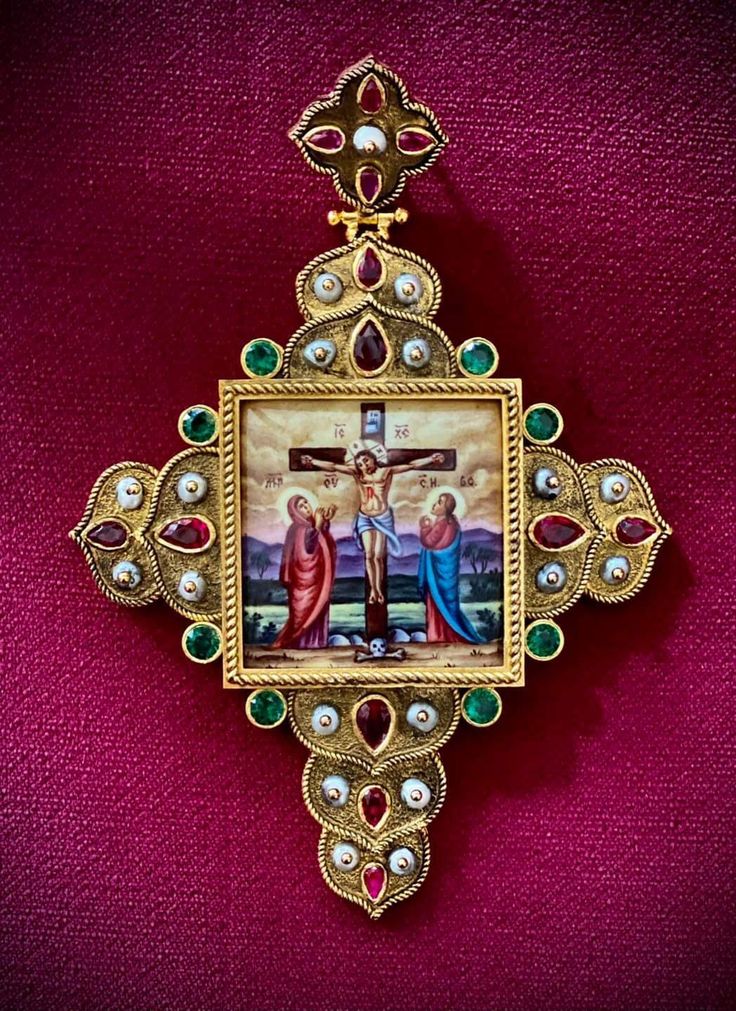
(243, 640, 504, 669)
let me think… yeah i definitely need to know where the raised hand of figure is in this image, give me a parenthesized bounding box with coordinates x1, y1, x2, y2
(431, 452, 445, 465)
(420, 515, 432, 527)
(300, 454, 313, 467)
(314, 506, 325, 529)
(326, 504, 337, 520)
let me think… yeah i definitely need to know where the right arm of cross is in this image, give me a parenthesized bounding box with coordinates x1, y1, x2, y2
(300, 454, 353, 474)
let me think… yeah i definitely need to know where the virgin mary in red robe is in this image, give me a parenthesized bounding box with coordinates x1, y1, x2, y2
(271, 495, 337, 650)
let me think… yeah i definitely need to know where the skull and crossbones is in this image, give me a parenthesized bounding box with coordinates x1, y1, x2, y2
(354, 637, 407, 663)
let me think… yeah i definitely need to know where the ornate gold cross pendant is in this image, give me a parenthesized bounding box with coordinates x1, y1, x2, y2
(71, 57, 670, 919)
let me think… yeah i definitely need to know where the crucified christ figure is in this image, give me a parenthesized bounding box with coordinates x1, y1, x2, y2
(300, 447, 445, 604)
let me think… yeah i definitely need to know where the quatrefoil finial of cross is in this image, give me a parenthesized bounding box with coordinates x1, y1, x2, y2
(290, 55, 448, 212)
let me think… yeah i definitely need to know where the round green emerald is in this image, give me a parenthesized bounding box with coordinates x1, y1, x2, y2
(244, 339, 280, 377)
(459, 339, 496, 376)
(183, 623, 221, 662)
(462, 687, 502, 726)
(526, 621, 562, 659)
(248, 690, 286, 728)
(181, 406, 217, 445)
(524, 406, 561, 443)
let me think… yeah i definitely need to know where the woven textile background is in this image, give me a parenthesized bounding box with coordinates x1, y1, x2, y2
(3, 2, 735, 1008)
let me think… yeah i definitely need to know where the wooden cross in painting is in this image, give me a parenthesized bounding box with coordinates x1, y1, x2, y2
(289, 402, 456, 641)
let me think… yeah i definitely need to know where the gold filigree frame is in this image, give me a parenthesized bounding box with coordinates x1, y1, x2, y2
(220, 378, 525, 689)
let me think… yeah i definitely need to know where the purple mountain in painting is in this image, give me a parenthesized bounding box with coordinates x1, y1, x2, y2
(244, 527, 502, 580)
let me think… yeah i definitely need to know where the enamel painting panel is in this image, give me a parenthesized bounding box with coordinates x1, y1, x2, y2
(221, 381, 523, 686)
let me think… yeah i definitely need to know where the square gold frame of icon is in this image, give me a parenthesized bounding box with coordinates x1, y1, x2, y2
(219, 377, 525, 689)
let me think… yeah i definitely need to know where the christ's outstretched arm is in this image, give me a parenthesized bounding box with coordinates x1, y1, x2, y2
(300, 454, 355, 475)
(388, 452, 445, 474)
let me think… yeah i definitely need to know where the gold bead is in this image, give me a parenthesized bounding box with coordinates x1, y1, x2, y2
(409, 346, 423, 361)
(397, 857, 409, 870)
(612, 567, 627, 581)
(394, 208, 409, 224)
(319, 714, 332, 728)
(184, 580, 197, 594)
(116, 571, 132, 586)
(341, 853, 353, 865)
(185, 480, 198, 493)
(127, 483, 141, 496)
(322, 277, 335, 291)
(402, 282, 416, 296)
(327, 788, 340, 801)
(547, 572, 560, 585)
(547, 476, 560, 489)
(612, 481, 625, 495)
(314, 346, 328, 362)
(363, 140, 377, 154)
(416, 710, 429, 724)
(410, 789, 423, 802)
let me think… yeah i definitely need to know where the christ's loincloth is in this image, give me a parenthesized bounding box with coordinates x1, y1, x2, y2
(353, 509, 403, 558)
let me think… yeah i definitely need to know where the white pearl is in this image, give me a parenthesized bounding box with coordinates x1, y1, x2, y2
(313, 273, 343, 304)
(177, 471, 208, 504)
(601, 555, 631, 585)
(116, 476, 144, 510)
(401, 778, 431, 810)
(394, 273, 423, 306)
(352, 125, 387, 155)
(112, 560, 141, 590)
(406, 701, 439, 732)
(321, 775, 349, 807)
(536, 562, 567, 594)
(402, 338, 431, 368)
(332, 841, 359, 871)
(600, 472, 631, 503)
(389, 847, 416, 876)
(177, 570, 206, 602)
(312, 704, 340, 735)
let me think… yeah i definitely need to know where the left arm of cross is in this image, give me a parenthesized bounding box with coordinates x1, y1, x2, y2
(389, 452, 445, 474)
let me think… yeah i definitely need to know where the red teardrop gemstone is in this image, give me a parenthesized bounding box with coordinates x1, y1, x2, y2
(352, 321, 389, 374)
(355, 245, 384, 289)
(362, 864, 387, 902)
(158, 517, 211, 551)
(360, 786, 389, 829)
(304, 128, 344, 153)
(397, 129, 435, 154)
(86, 520, 128, 549)
(355, 696, 392, 751)
(358, 76, 384, 114)
(357, 166, 381, 204)
(532, 514, 586, 549)
(615, 516, 657, 545)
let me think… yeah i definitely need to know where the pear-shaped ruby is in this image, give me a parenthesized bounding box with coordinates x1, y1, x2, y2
(355, 696, 392, 751)
(356, 166, 381, 204)
(158, 516, 211, 551)
(355, 246, 384, 289)
(360, 786, 389, 829)
(397, 129, 435, 154)
(362, 863, 387, 902)
(532, 514, 586, 549)
(616, 516, 657, 545)
(352, 320, 389, 374)
(358, 76, 384, 114)
(86, 520, 128, 550)
(304, 128, 344, 153)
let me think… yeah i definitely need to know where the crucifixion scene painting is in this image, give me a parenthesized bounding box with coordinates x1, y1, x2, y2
(240, 396, 505, 670)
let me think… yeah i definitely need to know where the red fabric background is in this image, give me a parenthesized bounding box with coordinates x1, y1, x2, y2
(4, 2, 735, 1008)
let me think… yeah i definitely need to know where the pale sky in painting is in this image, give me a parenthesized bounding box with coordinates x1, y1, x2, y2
(240, 397, 504, 543)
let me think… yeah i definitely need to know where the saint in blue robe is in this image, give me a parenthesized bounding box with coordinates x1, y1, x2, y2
(417, 530, 484, 644)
